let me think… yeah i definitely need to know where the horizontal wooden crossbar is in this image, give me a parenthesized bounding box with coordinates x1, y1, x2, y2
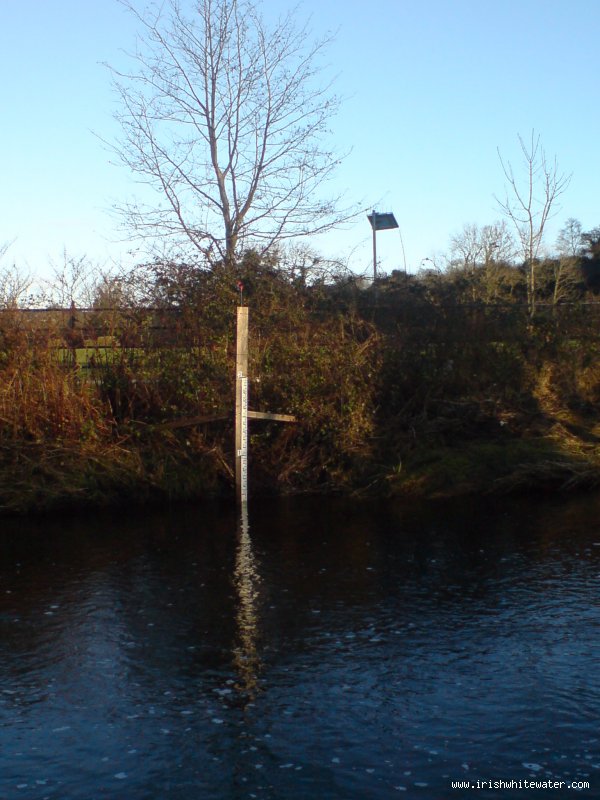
(159, 414, 229, 430)
(159, 409, 296, 430)
(247, 410, 297, 423)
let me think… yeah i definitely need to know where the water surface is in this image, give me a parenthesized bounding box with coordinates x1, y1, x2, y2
(1, 494, 599, 798)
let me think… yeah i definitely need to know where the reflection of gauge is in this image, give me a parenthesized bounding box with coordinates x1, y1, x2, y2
(233, 506, 262, 701)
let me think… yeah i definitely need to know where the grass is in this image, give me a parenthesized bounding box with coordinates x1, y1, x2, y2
(387, 431, 600, 499)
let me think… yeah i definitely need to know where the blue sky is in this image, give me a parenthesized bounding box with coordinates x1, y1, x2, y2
(1, 0, 599, 279)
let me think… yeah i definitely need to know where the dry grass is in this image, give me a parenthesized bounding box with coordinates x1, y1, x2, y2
(0, 352, 112, 443)
(2, 296, 600, 512)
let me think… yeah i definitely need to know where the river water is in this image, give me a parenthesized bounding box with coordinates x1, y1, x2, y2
(1, 494, 599, 799)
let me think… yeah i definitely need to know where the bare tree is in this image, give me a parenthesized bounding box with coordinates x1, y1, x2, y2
(549, 217, 583, 306)
(110, 0, 354, 267)
(496, 131, 571, 315)
(449, 223, 484, 272)
(41, 250, 99, 308)
(450, 220, 515, 272)
(0, 240, 35, 308)
(447, 221, 517, 302)
(556, 217, 583, 259)
(0, 265, 34, 308)
(275, 242, 358, 288)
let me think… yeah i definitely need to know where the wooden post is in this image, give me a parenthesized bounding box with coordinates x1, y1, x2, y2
(163, 303, 294, 505)
(235, 306, 249, 505)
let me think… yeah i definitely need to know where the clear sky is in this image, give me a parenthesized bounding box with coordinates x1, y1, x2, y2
(1, 0, 599, 279)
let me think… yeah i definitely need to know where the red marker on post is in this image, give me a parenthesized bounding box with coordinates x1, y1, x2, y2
(236, 281, 244, 305)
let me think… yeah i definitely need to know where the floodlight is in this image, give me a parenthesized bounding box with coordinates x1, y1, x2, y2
(367, 210, 399, 280)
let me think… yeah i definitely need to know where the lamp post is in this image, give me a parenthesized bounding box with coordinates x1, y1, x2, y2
(367, 210, 399, 281)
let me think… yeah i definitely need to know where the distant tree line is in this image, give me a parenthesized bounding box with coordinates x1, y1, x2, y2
(409, 216, 600, 310)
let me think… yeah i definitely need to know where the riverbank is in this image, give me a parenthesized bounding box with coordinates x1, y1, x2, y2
(2, 415, 600, 516)
(2, 264, 600, 516)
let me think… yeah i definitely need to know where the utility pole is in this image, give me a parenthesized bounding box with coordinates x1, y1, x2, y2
(372, 212, 378, 281)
